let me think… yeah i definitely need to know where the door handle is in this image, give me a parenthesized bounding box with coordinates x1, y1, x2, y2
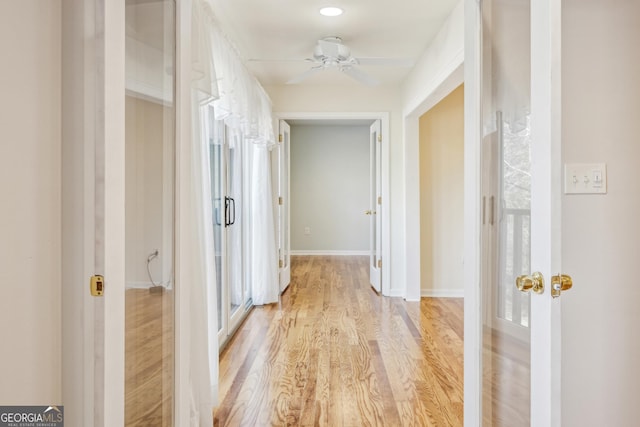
(516, 272, 545, 294)
(551, 274, 573, 298)
(365, 210, 372, 215)
(224, 196, 236, 227)
(229, 197, 236, 226)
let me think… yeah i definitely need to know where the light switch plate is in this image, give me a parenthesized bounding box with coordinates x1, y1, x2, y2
(564, 163, 607, 194)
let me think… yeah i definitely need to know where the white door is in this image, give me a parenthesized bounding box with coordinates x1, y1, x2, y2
(369, 120, 382, 292)
(277, 120, 291, 293)
(475, 0, 564, 425)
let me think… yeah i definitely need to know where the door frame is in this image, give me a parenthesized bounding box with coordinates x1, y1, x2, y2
(464, 0, 563, 425)
(274, 112, 391, 296)
(369, 120, 382, 293)
(277, 119, 292, 293)
(62, 0, 193, 425)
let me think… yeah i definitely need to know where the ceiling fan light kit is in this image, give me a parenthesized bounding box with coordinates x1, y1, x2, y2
(287, 36, 386, 86)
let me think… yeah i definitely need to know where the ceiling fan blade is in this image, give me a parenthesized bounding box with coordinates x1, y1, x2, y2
(341, 66, 379, 86)
(286, 66, 324, 84)
(355, 57, 415, 67)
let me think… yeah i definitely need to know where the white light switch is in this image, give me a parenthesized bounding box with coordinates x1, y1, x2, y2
(564, 163, 607, 194)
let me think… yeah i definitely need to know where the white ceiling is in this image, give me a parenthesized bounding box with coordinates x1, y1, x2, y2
(208, 0, 460, 87)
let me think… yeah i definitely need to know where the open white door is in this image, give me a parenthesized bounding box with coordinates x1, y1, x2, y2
(277, 120, 291, 293)
(368, 120, 382, 292)
(472, 0, 565, 425)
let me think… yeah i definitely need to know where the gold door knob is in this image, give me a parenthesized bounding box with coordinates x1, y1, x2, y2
(516, 272, 545, 294)
(551, 274, 573, 298)
(365, 210, 372, 215)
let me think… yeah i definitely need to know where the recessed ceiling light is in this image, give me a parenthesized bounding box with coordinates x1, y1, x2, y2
(320, 7, 343, 17)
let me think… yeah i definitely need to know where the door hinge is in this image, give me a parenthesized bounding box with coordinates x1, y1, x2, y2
(279, 134, 283, 143)
(279, 259, 284, 268)
(278, 196, 284, 205)
(378, 134, 382, 143)
(377, 259, 382, 269)
(90, 275, 104, 297)
(377, 196, 382, 205)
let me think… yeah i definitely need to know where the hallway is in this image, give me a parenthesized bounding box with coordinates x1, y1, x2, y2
(214, 256, 464, 426)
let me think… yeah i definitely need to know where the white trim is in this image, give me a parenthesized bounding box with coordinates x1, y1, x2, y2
(102, 0, 126, 423)
(291, 250, 369, 256)
(61, 0, 98, 424)
(530, 0, 563, 424)
(463, 0, 482, 425)
(174, 0, 192, 426)
(387, 289, 405, 298)
(125, 281, 173, 290)
(421, 289, 465, 298)
(274, 112, 391, 297)
(403, 61, 464, 302)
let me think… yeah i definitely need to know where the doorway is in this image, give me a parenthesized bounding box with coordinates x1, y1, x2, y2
(275, 114, 390, 295)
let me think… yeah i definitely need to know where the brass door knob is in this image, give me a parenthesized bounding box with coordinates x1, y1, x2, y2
(516, 272, 545, 294)
(551, 274, 573, 298)
(365, 210, 372, 215)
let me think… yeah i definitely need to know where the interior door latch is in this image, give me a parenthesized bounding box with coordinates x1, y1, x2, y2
(90, 275, 104, 297)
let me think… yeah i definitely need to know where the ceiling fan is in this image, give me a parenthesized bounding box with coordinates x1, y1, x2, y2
(285, 36, 414, 86)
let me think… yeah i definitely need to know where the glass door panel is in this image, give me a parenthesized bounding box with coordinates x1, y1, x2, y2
(481, 0, 532, 425)
(277, 120, 291, 292)
(206, 114, 251, 347)
(369, 120, 381, 292)
(124, 1, 175, 425)
(208, 108, 225, 336)
(227, 131, 244, 324)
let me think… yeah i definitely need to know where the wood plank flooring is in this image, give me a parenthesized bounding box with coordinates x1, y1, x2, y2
(214, 255, 464, 426)
(125, 288, 174, 426)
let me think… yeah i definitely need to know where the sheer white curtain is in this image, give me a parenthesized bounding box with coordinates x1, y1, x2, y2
(208, 17, 278, 305)
(186, 101, 218, 426)
(184, 2, 279, 423)
(249, 142, 279, 304)
(187, 0, 219, 425)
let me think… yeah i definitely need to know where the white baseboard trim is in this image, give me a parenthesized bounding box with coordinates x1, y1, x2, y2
(421, 289, 465, 298)
(126, 280, 173, 290)
(387, 289, 406, 298)
(291, 250, 369, 256)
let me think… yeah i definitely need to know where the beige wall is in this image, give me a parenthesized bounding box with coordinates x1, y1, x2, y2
(0, 1, 62, 403)
(561, 0, 640, 424)
(125, 96, 173, 288)
(419, 84, 464, 296)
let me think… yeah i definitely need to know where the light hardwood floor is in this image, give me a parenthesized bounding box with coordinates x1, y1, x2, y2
(214, 255, 464, 426)
(125, 288, 174, 426)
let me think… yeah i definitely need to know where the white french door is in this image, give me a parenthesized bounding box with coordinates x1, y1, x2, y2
(474, 0, 563, 425)
(277, 120, 291, 293)
(369, 120, 382, 292)
(209, 111, 250, 347)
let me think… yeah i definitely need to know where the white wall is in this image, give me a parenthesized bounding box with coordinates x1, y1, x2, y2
(401, 0, 465, 115)
(266, 84, 404, 294)
(561, 0, 640, 424)
(290, 124, 369, 253)
(0, 0, 61, 403)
